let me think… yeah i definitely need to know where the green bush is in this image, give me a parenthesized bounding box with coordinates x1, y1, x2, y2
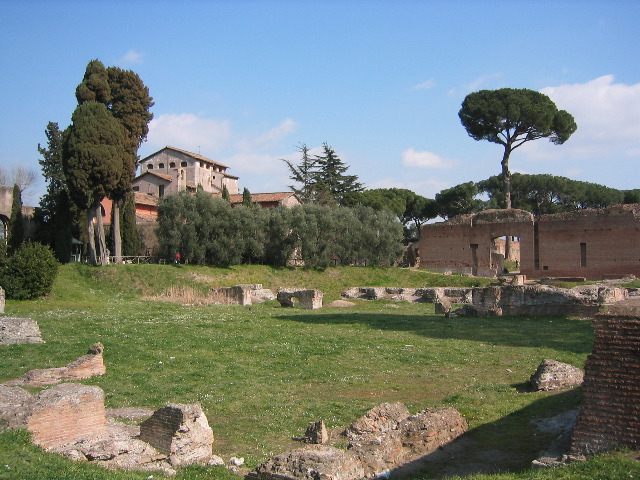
(0, 242, 59, 300)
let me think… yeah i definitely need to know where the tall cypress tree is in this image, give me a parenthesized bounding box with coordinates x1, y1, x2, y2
(36, 121, 78, 262)
(8, 184, 24, 254)
(63, 100, 125, 266)
(106, 67, 153, 262)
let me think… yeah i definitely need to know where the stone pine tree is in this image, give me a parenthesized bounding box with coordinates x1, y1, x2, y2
(105, 67, 153, 262)
(459, 88, 577, 209)
(8, 184, 24, 254)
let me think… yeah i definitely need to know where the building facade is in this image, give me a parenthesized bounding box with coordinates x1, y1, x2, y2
(133, 146, 239, 198)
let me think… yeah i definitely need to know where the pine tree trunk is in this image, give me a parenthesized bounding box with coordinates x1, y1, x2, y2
(112, 201, 122, 263)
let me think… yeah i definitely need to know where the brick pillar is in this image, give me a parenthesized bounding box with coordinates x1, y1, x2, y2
(569, 304, 640, 456)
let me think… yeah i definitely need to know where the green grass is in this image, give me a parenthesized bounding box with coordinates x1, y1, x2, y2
(0, 264, 637, 479)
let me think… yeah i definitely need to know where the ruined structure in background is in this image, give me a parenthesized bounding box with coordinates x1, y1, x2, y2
(277, 288, 324, 309)
(419, 205, 640, 280)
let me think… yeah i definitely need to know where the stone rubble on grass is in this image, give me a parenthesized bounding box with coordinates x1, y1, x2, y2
(530, 359, 584, 392)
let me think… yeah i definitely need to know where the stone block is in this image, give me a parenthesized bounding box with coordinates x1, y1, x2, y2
(304, 420, 328, 444)
(530, 359, 584, 391)
(140, 403, 213, 466)
(251, 445, 364, 480)
(0, 317, 44, 345)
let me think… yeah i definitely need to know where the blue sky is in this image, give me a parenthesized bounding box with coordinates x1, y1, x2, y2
(1, 0, 639, 206)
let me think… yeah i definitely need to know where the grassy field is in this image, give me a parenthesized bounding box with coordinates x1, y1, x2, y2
(0, 264, 638, 480)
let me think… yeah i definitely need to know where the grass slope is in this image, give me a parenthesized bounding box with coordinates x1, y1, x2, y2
(0, 264, 637, 480)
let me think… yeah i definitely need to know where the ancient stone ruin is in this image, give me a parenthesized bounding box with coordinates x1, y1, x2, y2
(529, 359, 584, 392)
(0, 316, 44, 345)
(251, 402, 468, 480)
(4, 343, 106, 387)
(277, 288, 324, 309)
(140, 403, 214, 467)
(568, 301, 640, 457)
(208, 284, 276, 306)
(342, 284, 629, 317)
(304, 420, 328, 444)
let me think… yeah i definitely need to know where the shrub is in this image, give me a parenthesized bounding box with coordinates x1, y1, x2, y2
(0, 242, 59, 300)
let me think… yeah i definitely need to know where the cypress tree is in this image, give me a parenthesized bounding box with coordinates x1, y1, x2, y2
(8, 184, 24, 254)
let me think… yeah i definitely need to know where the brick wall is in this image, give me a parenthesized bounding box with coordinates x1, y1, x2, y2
(27, 383, 106, 449)
(569, 304, 640, 456)
(419, 205, 640, 280)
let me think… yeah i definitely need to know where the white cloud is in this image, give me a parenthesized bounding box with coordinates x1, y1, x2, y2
(240, 118, 298, 151)
(414, 79, 436, 90)
(523, 75, 640, 163)
(146, 113, 232, 153)
(118, 50, 144, 65)
(401, 148, 455, 169)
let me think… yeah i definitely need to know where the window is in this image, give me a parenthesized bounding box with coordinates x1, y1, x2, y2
(147, 164, 153, 169)
(169, 162, 176, 168)
(133, 186, 139, 191)
(181, 161, 188, 167)
(159, 185, 165, 197)
(158, 163, 165, 169)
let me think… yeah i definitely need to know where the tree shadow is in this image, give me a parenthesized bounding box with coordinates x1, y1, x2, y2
(277, 311, 593, 354)
(390, 389, 581, 479)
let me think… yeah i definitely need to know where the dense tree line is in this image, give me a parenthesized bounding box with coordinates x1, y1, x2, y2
(156, 191, 404, 267)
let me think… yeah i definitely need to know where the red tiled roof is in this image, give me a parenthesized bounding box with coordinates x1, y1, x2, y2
(134, 192, 159, 206)
(212, 192, 296, 202)
(134, 170, 173, 182)
(140, 146, 229, 169)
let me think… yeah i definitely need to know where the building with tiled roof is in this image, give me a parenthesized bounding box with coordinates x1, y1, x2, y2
(214, 191, 301, 208)
(133, 146, 239, 198)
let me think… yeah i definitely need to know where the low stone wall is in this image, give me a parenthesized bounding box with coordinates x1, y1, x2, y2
(3, 343, 106, 387)
(0, 317, 44, 345)
(569, 301, 640, 456)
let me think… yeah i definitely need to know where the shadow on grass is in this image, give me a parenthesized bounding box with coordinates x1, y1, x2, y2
(278, 312, 594, 354)
(391, 389, 582, 479)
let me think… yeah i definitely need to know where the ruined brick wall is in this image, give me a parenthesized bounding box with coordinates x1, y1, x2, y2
(569, 304, 640, 456)
(27, 384, 106, 449)
(526, 205, 640, 279)
(419, 210, 534, 277)
(420, 205, 640, 280)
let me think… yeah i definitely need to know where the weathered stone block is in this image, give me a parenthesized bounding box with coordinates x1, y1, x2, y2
(304, 420, 328, 444)
(251, 445, 364, 480)
(530, 359, 584, 391)
(140, 403, 213, 466)
(0, 317, 44, 345)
